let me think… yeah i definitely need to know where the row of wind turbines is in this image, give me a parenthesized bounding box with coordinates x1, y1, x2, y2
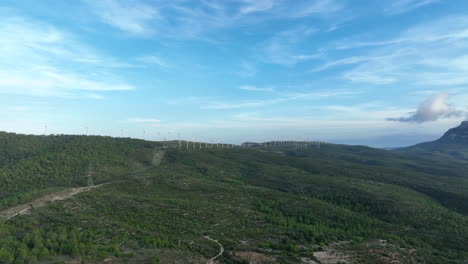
(42, 125, 323, 150)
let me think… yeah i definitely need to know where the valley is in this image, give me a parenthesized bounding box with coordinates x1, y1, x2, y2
(0, 123, 468, 263)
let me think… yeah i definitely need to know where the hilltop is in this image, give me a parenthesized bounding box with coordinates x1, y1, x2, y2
(0, 131, 467, 263)
(397, 121, 468, 160)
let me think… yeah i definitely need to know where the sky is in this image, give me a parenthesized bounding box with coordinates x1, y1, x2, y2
(1, 0, 468, 147)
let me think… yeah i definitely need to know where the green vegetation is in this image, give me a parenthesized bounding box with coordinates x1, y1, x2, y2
(0, 132, 156, 205)
(0, 131, 467, 263)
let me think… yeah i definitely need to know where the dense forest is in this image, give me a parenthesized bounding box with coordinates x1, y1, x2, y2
(0, 132, 156, 209)
(0, 131, 467, 263)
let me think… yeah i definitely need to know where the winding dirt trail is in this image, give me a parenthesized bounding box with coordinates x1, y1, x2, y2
(1, 149, 166, 221)
(0, 184, 106, 221)
(204, 236, 224, 264)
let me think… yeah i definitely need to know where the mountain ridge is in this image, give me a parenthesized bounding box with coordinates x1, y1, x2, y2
(439, 121, 468, 143)
(396, 121, 468, 160)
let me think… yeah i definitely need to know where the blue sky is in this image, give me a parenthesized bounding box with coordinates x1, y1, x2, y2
(1, 0, 468, 147)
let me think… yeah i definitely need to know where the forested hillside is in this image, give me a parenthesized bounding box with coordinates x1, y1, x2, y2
(0, 132, 467, 263)
(0, 132, 156, 209)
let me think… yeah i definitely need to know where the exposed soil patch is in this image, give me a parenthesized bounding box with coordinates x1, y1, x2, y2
(152, 150, 166, 166)
(233, 251, 275, 263)
(0, 184, 106, 221)
(359, 239, 421, 264)
(313, 243, 352, 264)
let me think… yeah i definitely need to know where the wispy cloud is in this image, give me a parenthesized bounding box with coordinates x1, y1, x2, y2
(232, 102, 408, 123)
(335, 16, 468, 50)
(0, 16, 134, 97)
(276, 0, 342, 18)
(239, 85, 274, 92)
(387, 93, 465, 123)
(136, 55, 169, 68)
(84, 0, 342, 39)
(238, 0, 343, 18)
(312, 55, 390, 72)
(83, 0, 158, 35)
(239, 0, 275, 15)
(384, 0, 439, 15)
(237, 61, 257, 78)
(335, 16, 468, 85)
(203, 89, 361, 109)
(263, 26, 321, 66)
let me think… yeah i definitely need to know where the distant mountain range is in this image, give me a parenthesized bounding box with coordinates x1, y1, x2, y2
(397, 121, 468, 160)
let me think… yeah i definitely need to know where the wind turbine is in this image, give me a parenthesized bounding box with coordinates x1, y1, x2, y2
(178, 132, 181, 149)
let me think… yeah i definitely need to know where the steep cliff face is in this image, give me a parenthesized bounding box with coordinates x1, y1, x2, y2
(438, 121, 468, 143)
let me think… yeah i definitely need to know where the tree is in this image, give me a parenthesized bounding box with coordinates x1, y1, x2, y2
(0, 248, 14, 264)
(151, 255, 160, 264)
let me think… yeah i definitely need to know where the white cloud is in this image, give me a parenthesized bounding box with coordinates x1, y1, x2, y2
(336, 16, 468, 86)
(203, 89, 361, 109)
(263, 26, 322, 66)
(83, 0, 342, 39)
(0, 16, 134, 97)
(385, 0, 439, 15)
(342, 59, 400, 85)
(83, 0, 158, 35)
(335, 16, 468, 50)
(313, 55, 390, 72)
(387, 93, 465, 123)
(239, 85, 274, 92)
(239, 0, 275, 15)
(237, 61, 257, 78)
(285, 0, 342, 18)
(137, 55, 169, 68)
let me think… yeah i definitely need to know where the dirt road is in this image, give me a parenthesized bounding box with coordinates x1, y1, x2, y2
(0, 184, 105, 221)
(0, 149, 166, 221)
(204, 236, 224, 264)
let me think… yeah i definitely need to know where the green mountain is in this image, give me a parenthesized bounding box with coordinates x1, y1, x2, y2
(397, 121, 468, 160)
(0, 131, 467, 263)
